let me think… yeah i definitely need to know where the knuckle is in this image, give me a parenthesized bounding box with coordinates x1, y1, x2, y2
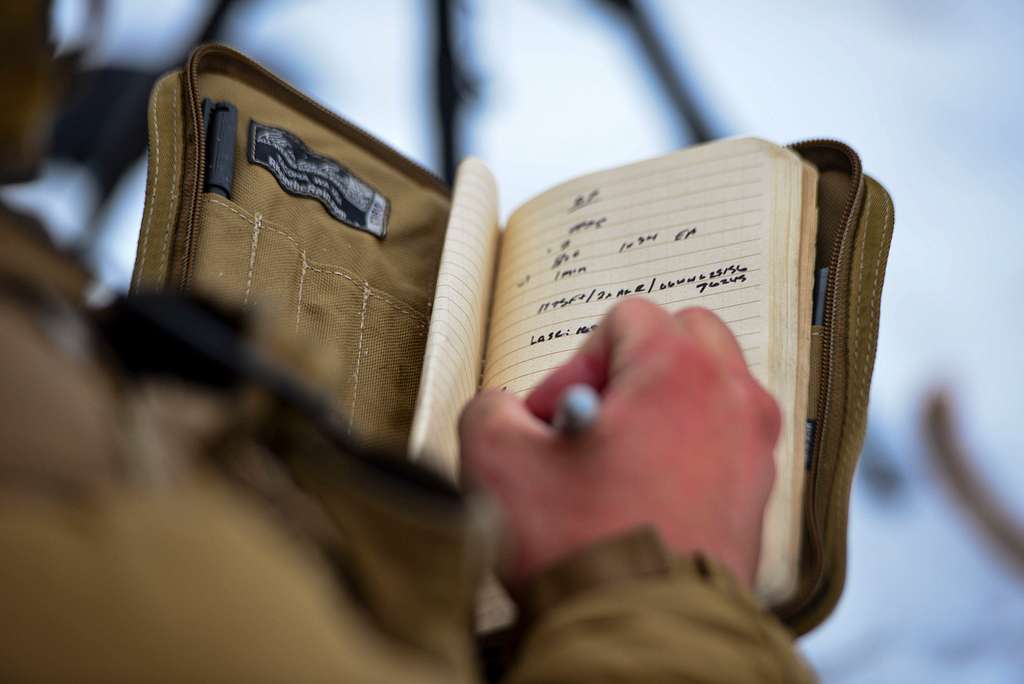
(676, 305, 720, 328)
(608, 297, 661, 329)
(676, 306, 744, 364)
(760, 390, 782, 440)
(677, 307, 731, 340)
(734, 381, 779, 481)
(665, 333, 719, 383)
(742, 380, 781, 442)
(729, 372, 757, 406)
(617, 296, 660, 316)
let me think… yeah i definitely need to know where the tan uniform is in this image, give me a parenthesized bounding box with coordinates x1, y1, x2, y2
(0, 211, 814, 682)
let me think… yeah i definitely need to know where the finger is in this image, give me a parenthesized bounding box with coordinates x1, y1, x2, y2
(673, 306, 750, 377)
(524, 336, 609, 420)
(459, 389, 547, 479)
(525, 298, 673, 420)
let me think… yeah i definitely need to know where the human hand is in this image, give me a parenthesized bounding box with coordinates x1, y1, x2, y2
(459, 299, 780, 590)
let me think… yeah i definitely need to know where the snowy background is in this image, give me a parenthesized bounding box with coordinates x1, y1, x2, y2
(5, 1, 1023, 680)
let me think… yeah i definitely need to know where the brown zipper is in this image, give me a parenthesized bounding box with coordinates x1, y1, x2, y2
(786, 138, 864, 612)
(178, 60, 204, 292)
(175, 44, 449, 291)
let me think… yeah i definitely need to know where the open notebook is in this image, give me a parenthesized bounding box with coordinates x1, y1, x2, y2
(408, 137, 818, 606)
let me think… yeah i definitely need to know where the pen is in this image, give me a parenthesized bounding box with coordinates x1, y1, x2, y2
(812, 266, 829, 327)
(552, 383, 601, 437)
(805, 266, 829, 469)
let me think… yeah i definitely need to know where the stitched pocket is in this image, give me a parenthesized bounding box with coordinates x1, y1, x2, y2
(193, 194, 429, 450)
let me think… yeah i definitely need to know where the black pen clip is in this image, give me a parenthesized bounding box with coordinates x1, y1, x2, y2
(202, 98, 238, 199)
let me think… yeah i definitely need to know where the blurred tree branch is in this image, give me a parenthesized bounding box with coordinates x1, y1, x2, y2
(925, 390, 1024, 578)
(597, 0, 721, 144)
(432, 0, 477, 184)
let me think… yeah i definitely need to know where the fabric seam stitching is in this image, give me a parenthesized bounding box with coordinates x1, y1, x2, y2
(207, 196, 426, 322)
(134, 83, 162, 289)
(349, 283, 370, 434)
(157, 80, 179, 281)
(244, 212, 262, 304)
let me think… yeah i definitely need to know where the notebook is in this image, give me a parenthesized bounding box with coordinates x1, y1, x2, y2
(408, 137, 818, 605)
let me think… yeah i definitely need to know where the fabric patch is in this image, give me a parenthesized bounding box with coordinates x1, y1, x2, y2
(248, 121, 389, 238)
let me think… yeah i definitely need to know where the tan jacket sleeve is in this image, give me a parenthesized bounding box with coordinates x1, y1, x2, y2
(0, 221, 478, 683)
(0, 218, 813, 683)
(504, 528, 816, 684)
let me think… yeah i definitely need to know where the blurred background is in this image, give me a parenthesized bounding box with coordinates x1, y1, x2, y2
(3, 1, 1023, 681)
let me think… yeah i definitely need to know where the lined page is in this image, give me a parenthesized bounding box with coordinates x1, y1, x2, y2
(409, 159, 500, 480)
(484, 138, 786, 393)
(482, 137, 809, 602)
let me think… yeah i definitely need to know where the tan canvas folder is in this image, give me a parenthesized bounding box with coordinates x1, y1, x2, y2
(132, 44, 894, 635)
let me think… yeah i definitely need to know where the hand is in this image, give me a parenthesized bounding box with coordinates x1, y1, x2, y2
(459, 299, 780, 590)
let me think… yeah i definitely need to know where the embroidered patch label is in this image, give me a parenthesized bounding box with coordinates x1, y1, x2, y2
(248, 121, 389, 238)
